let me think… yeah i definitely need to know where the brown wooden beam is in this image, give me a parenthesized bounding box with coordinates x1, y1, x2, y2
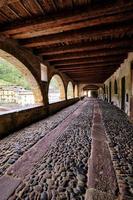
(70, 77, 111, 83)
(53, 56, 124, 66)
(1, 1, 133, 39)
(67, 68, 116, 76)
(36, 38, 133, 55)
(71, 77, 110, 79)
(11, 11, 133, 39)
(45, 49, 127, 61)
(19, 24, 133, 48)
(55, 62, 121, 70)
(58, 64, 117, 70)
(71, 74, 114, 81)
(60, 66, 117, 73)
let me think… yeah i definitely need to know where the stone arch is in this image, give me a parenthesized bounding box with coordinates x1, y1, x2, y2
(0, 49, 43, 104)
(114, 79, 118, 94)
(67, 81, 74, 99)
(83, 84, 100, 91)
(48, 74, 65, 103)
(74, 84, 78, 97)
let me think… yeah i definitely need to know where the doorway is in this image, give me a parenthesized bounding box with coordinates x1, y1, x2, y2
(109, 82, 112, 103)
(130, 64, 133, 119)
(121, 76, 126, 111)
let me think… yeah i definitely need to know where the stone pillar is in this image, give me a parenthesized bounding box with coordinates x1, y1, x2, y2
(40, 82, 49, 107)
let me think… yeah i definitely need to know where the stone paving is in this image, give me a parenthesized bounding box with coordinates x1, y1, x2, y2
(0, 100, 84, 177)
(0, 99, 132, 200)
(8, 101, 93, 200)
(100, 101, 133, 200)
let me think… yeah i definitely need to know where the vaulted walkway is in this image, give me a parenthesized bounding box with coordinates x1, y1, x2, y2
(0, 98, 133, 200)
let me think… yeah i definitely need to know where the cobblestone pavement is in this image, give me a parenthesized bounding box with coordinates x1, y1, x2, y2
(100, 101, 133, 199)
(8, 100, 93, 200)
(0, 100, 84, 176)
(1, 99, 132, 200)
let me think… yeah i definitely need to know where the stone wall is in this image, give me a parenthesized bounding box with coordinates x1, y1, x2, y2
(102, 52, 133, 118)
(0, 98, 79, 139)
(49, 98, 79, 115)
(0, 105, 47, 139)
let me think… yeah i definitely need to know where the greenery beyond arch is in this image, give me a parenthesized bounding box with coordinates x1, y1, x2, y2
(48, 74, 65, 104)
(0, 49, 43, 104)
(67, 81, 74, 99)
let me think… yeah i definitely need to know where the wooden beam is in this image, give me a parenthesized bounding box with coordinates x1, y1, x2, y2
(60, 65, 116, 69)
(59, 66, 117, 72)
(62, 71, 116, 74)
(52, 56, 124, 66)
(71, 77, 109, 79)
(35, 38, 133, 55)
(71, 74, 114, 80)
(55, 62, 121, 70)
(70, 77, 111, 83)
(45, 49, 127, 61)
(1, 1, 133, 38)
(66, 69, 115, 73)
(9, 11, 133, 39)
(19, 24, 133, 48)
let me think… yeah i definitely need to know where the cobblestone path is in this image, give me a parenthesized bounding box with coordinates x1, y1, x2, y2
(0, 98, 94, 200)
(0, 99, 132, 200)
(0, 100, 84, 177)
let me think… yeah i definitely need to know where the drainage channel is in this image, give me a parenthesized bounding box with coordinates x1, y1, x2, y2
(85, 101, 118, 200)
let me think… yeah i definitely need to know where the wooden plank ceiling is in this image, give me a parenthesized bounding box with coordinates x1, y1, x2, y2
(0, 0, 133, 83)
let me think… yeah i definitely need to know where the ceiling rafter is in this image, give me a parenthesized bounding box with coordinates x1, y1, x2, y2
(0, 0, 133, 83)
(19, 23, 133, 48)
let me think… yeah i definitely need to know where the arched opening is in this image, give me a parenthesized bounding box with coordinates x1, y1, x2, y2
(114, 80, 118, 94)
(99, 87, 104, 99)
(48, 74, 65, 104)
(67, 81, 74, 99)
(74, 84, 78, 97)
(121, 76, 126, 111)
(0, 50, 43, 114)
(106, 85, 108, 101)
(83, 84, 99, 98)
(88, 90, 91, 97)
(84, 90, 88, 96)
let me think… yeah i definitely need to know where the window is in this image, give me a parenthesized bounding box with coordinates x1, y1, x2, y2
(67, 81, 74, 99)
(41, 63, 47, 82)
(48, 74, 65, 104)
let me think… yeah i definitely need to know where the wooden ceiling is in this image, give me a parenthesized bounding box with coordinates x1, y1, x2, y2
(0, 0, 133, 83)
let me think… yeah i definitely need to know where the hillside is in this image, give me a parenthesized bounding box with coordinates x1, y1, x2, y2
(0, 58, 30, 89)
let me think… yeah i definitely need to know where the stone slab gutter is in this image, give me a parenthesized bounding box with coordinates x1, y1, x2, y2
(85, 101, 118, 200)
